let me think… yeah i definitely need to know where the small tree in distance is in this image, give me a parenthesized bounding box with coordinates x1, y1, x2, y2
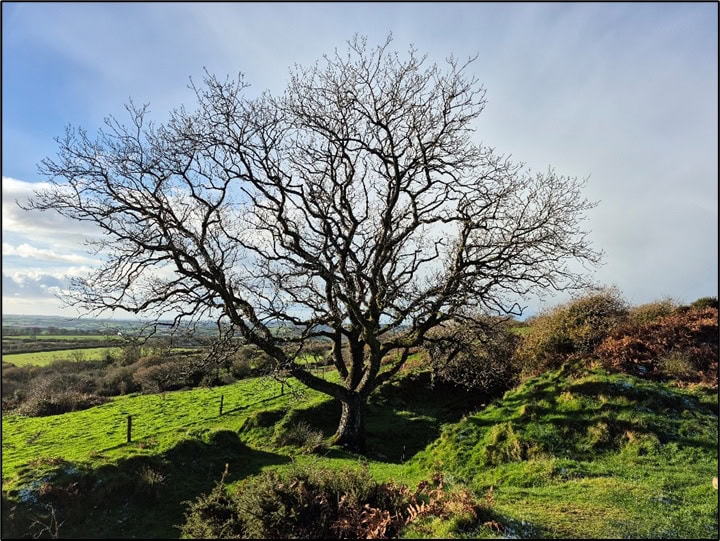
(24, 35, 601, 452)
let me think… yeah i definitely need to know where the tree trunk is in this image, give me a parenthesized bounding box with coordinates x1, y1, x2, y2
(333, 393, 367, 453)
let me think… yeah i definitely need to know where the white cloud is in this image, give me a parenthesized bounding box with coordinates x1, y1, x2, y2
(2, 176, 103, 247)
(3, 242, 97, 264)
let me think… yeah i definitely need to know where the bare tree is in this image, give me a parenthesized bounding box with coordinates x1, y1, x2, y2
(24, 35, 601, 452)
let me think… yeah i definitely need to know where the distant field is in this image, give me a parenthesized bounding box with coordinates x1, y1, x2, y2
(4, 335, 120, 341)
(2, 347, 122, 367)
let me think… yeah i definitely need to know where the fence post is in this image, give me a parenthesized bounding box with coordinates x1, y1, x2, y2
(127, 415, 132, 443)
(219, 394, 224, 416)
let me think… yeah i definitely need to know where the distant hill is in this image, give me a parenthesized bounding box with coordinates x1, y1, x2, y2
(1, 314, 216, 336)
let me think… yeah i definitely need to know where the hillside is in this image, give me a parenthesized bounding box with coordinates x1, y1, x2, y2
(407, 362, 719, 538)
(2, 361, 717, 538)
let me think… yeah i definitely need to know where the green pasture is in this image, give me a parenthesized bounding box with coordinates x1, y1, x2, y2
(1, 363, 717, 539)
(406, 364, 719, 538)
(1, 377, 297, 484)
(2, 347, 122, 367)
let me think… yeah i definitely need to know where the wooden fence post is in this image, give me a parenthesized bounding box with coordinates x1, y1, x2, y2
(127, 415, 132, 443)
(219, 394, 224, 416)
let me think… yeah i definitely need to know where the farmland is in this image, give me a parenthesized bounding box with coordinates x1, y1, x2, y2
(2, 315, 210, 367)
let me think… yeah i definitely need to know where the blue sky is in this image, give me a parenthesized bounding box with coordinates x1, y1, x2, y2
(2, 2, 718, 318)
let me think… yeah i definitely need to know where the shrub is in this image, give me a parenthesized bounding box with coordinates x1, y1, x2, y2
(181, 464, 406, 539)
(181, 465, 497, 539)
(132, 356, 204, 393)
(228, 356, 253, 380)
(231, 346, 276, 377)
(16, 388, 108, 417)
(690, 296, 719, 310)
(180, 468, 246, 539)
(627, 298, 679, 326)
(425, 318, 520, 396)
(11, 372, 108, 416)
(273, 419, 328, 454)
(119, 342, 143, 365)
(514, 288, 629, 378)
(99, 365, 140, 396)
(3, 350, 222, 415)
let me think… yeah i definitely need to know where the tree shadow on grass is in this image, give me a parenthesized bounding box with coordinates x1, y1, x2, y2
(265, 372, 490, 464)
(2, 430, 290, 539)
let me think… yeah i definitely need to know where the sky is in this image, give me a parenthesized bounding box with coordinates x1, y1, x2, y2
(2, 2, 718, 320)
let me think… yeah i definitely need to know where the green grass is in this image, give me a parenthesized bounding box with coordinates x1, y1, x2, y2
(407, 362, 719, 538)
(2, 347, 123, 367)
(2, 362, 717, 539)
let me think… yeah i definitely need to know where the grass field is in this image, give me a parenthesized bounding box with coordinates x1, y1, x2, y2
(2, 361, 717, 539)
(407, 363, 719, 538)
(2, 347, 123, 367)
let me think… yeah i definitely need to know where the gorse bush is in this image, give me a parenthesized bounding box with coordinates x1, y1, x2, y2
(514, 288, 629, 378)
(626, 297, 679, 326)
(181, 464, 407, 539)
(690, 296, 719, 310)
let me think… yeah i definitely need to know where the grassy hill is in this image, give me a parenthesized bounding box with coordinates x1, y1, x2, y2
(407, 361, 718, 538)
(2, 360, 717, 539)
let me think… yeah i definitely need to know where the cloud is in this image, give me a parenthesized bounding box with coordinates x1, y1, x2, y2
(2, 176, 102, 247)
(2, 271, 67, 299)
(1, 267, 97, 315)
(3, 242, 97, 265)
(1, 271, 89, 315)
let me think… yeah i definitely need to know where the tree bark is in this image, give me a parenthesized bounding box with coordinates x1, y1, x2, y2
(332, 393, 367, 453)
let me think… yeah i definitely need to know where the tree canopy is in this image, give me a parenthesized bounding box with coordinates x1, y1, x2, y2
(26, 35, 601, 451)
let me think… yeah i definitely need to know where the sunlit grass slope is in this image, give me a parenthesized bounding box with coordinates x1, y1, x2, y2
(2, 362, 717, 539)
(407, 362, 719, 538)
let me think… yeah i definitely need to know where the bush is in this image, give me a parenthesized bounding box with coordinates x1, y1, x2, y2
(181, 465, 495, 540)
(425, 318, 520, 396)
(230, 346, 276, 378)
(100, 365, 141, 396)
(131, 355, 207, 393)
(514, 288, 629, 378)
(690, 296, 719, 310)
(596, 305, 718, 385)
(181, 464, 407, 539)
(3, 350, 228, 415)
(627, 298, 679, 326)
(16, 386, 108, 417)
